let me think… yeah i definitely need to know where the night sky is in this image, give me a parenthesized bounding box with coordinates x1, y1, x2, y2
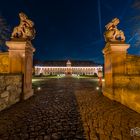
(0, 0, 140, 63)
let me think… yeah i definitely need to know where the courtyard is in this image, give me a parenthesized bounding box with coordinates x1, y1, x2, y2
(0, 77, 140, 140)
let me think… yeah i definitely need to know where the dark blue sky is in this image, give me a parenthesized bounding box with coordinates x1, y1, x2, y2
(0, 0, 139, 63)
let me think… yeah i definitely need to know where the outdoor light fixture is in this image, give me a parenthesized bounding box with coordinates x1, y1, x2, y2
(37, 87, 41, 91)
(96, 87, 99, 90)
(22, 53, 25, 57)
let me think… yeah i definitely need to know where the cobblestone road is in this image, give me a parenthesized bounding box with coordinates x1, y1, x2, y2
(0, 78, 140, 140)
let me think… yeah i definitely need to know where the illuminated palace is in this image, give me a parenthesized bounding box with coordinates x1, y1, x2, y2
(34, 60, 103, 76)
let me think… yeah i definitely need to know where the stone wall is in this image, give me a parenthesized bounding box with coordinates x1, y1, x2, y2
(113, 75, 140, 113)
(0, 74, 22, 111)
(125, 54, 140, 75)
(115, 55, 140, 113)
(103, 43, 140, 113)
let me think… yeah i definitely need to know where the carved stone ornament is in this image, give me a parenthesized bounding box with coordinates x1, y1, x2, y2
(104, 18, 125, 43)
(11, 12, 36, 41)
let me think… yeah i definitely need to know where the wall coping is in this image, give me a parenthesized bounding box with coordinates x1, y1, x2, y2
(0, 73, 23, 76)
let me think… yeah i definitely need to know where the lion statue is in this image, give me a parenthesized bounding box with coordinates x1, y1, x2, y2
(11, 12, 36, 40)
(104, 18, 125, 43)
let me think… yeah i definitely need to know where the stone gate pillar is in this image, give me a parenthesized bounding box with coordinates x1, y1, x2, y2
(6, 40, 35, 100)
(5, 12, 36, 100)
(102, 43, 130, 99)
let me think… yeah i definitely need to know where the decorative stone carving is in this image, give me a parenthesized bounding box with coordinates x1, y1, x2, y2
(11, 12, 36, 40)
(104, 18, 125, 43)
(0, 54, 9, 73)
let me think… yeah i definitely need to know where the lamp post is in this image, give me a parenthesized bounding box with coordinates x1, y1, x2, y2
(98, 70, 103, 87)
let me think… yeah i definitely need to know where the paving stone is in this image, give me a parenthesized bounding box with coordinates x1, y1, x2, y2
(0, 78, 140, 140)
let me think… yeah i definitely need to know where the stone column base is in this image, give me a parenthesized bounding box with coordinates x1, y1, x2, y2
(23, 89, 34, 100)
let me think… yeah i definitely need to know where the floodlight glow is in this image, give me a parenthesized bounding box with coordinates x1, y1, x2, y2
(96, 87, 99, 90)
(37, 87, 41, 91)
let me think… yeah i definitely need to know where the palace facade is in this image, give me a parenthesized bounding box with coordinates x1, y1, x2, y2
(34, 60, 103, 76)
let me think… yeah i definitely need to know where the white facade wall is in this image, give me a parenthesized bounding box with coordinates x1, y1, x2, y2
(35, 66, 103, 76)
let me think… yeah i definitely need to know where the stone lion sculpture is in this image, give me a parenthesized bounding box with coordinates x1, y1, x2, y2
(11, 12, 35, 40)
(104, 18, 125, 42)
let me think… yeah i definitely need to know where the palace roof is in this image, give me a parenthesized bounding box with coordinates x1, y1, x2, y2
(33, 60, 102, 67)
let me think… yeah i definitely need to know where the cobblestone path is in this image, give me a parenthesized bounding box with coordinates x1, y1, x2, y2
(0, 78, 140, 140)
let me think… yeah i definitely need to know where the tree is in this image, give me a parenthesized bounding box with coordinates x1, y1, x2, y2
(0, 15, 10, 52)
